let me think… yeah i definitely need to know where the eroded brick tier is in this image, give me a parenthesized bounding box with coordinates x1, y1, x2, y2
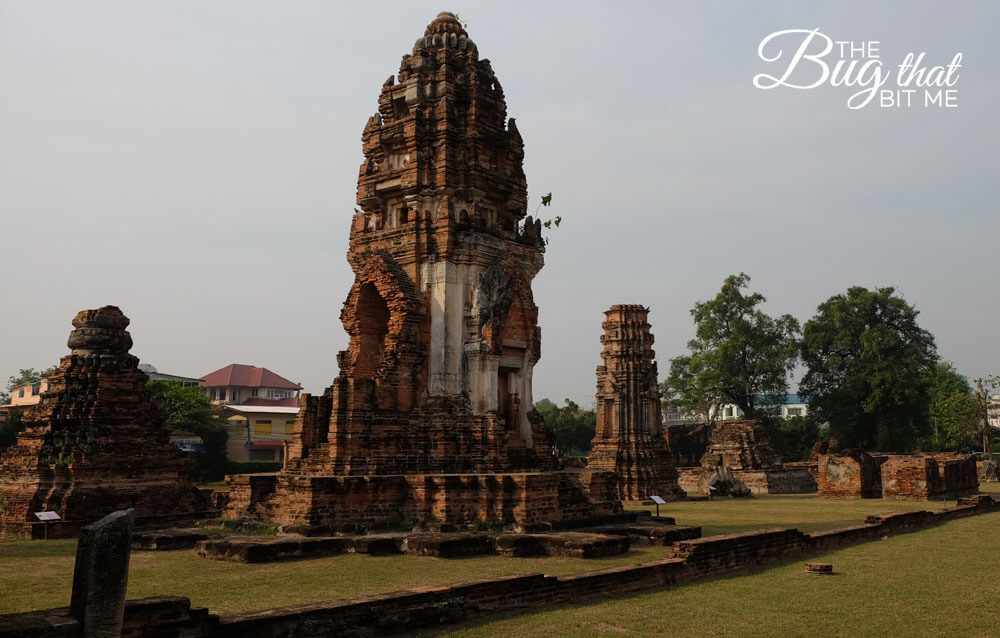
(226, 13, 621, 528)
(0, 307, 208, 538)
(586, 305, 684, 502)
(678, 420, 816, 495)
(700, 420, 782, 471)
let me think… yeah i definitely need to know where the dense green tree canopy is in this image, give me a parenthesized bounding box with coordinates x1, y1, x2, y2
(660, 355, 722, 426)
(535, 398, 596, 457)
(760, 415, 822, 463)
(667, 273, 799, 419)
(146, 380, 229, 482)
(925, 362, 979, 451)
(800, 286, 937, 452)
(0, 407, 25, 453)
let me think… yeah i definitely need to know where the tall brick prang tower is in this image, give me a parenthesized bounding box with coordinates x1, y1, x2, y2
(0, 306, 208, 538)
(225, 13, 620, 530)
(294, 10, 552, 473)
(588, 305, 685, 502)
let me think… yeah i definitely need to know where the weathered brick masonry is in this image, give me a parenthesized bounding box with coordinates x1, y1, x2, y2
(677, 421, 816, 495)
(587, 305, 684, 502)
(6, 496, 997, 637)
(0, 307, 209, 538)
(225, 12, 620, 529)
(881, 453, 978, 500)
(817, 450, 886, 498)
(819, 451, 978, 500)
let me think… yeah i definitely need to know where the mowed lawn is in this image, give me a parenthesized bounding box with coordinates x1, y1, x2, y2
(2, 486, 996, 618)
(632, 491, 936, 536)
(438, 510, 1000, 638)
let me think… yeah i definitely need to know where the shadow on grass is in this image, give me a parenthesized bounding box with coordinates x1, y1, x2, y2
(411, 517, 966, 637)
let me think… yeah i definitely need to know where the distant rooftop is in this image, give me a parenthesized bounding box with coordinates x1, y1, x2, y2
(201, 364, 302, 390)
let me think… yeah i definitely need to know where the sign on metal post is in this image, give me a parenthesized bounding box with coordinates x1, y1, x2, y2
(649, 495, 666, 517)
(34, 511, 61, 540)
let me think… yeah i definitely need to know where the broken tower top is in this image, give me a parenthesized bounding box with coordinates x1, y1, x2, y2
(67, 305, 133, 355)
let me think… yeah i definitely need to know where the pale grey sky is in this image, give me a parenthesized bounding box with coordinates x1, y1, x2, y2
(1, 1, 996, 407)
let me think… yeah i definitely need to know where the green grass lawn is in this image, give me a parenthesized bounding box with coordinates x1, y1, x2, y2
(437, 510, 1000, 637)
(2, 487, 996, 618)
(0, 539, 672, 616)
(634, 492, 932, 536)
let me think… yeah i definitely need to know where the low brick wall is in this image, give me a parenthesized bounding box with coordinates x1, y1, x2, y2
(675, 467, 816, 495)
(881, 454, 978, 500)
(5, 496, 998, 637)
(818, 451, 885, 498)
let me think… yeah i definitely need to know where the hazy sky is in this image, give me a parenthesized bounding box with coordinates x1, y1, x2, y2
(1, 1, 996, 407)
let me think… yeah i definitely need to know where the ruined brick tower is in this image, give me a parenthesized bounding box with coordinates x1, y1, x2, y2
(226, 13, 619, 530)
(0, 306, 208, 538)
(588, 305, 685, 501)
(293, 10, 552, 474)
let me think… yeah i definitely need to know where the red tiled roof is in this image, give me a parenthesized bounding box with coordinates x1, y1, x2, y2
(200, 364, 302, 390)
(241, 397, 300, 408)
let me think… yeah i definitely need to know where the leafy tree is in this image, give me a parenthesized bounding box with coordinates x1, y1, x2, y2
(760, 415, 822, 462)
(934, 392, 980, 451)
(925, 362, 978, 451)
(669, 273, 799, 420)
(660, 355, 722, 426)
(536, 398, 596, 457)
(800, 286, 937, 452)
(146, 380, 229, 483)
(973, 376, 1000, 456)
(0, 407, 25, 453)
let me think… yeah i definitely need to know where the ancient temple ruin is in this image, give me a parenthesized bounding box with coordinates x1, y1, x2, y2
(676, 420, 817, 495)
(0, 306, 208, 538)
(226, 12, 619, 530)
(818, 450, 978, 500)
(587, 305, 684, 501)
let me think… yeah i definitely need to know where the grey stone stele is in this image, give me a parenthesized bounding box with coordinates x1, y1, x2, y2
(69, 508, 135, 638)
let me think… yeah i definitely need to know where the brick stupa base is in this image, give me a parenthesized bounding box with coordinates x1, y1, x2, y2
(0, 307, 210, 539)
(226, 469, 621, 531)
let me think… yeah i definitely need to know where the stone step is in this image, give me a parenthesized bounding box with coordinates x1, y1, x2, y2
(399, 533, 494, 558)
(195, 527, 635, 563)
(581, 523, 701, 545)
(495, 532, 629, 558)
(132, 529, 211, 551)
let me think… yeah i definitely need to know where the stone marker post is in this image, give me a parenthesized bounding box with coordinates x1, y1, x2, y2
(69, 508, 135, 638)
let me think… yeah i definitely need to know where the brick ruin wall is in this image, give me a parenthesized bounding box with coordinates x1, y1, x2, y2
(819, 451, 977, 500)
(817, 451, 886, 498)
(226, 470, 622, 531)
(881, 453, 978, 500)
(6, 495, 998, 638)
(676, 467, 816, 495)
(673, 420, 816, 495)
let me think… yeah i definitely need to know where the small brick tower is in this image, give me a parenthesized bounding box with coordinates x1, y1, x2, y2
(588, 305, 685, 501)
(0, 306, 208, 538)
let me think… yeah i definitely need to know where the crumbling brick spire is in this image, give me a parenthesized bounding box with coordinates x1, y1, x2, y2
(286, 11, 554, 477)
(588, 305, 685, 502)
(0, 306, 208, 538)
